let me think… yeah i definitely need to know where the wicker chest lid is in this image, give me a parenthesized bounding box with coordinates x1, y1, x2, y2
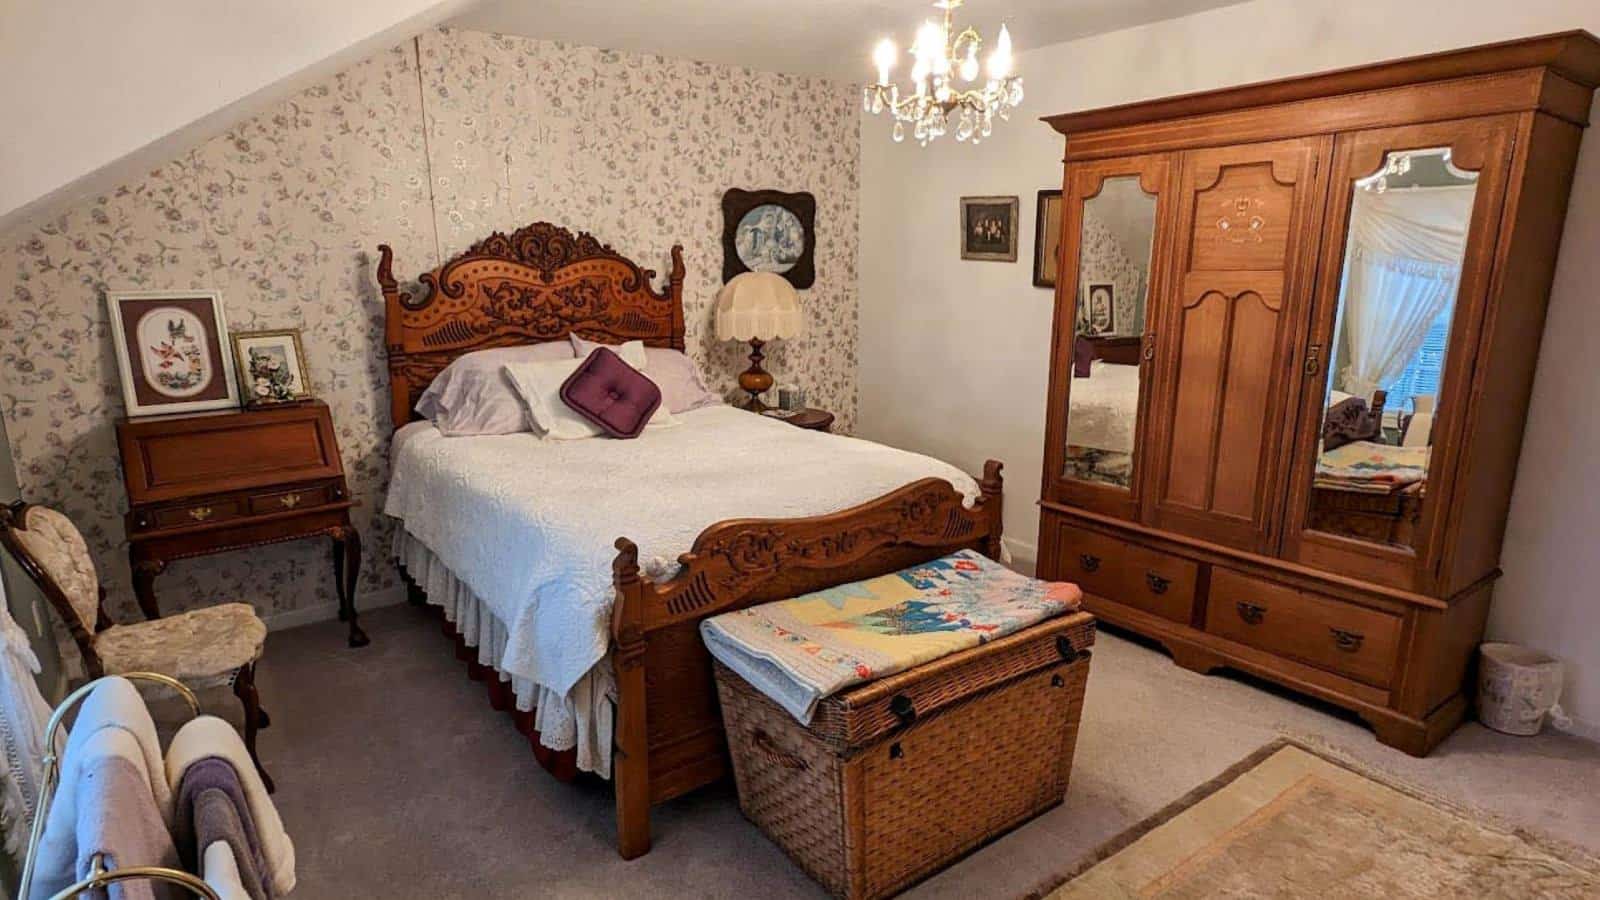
(805, 611, 1095, 753)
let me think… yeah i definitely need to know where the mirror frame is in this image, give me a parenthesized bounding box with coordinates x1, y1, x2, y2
(1280, 116, 1517, 593)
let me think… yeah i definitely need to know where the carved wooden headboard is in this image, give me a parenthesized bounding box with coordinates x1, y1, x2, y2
(376, 222, 686, 430)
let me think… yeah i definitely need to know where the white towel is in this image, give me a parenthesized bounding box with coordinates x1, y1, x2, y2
(29, 677, 172, 899)
(166, 716, 294, 895)
(202, 841, 254, 900)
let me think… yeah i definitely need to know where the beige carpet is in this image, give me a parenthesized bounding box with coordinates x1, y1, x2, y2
(1044, 741, 1600, 899)
(250, 606, 1600, 898)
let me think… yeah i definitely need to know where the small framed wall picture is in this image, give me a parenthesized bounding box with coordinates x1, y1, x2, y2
(960, 195, 1019, 262)
(722, 189, 817, 289)
(231, 329, 314, 407)
(1082, 282, 1118, 336)
(1032, 190, 1064, 287)
(107, 289, 240, 417)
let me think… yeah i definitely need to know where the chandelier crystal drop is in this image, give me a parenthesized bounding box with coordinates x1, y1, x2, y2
(863, 0, 1022, 147)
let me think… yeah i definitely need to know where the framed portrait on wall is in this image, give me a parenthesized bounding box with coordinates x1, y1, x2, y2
(1032, 189, 1064, 287)
(1082, 282, 1118, 336)
(960, 195, 1019, 262)
(231, 328, 314, 407)
(106, 289, 240, 417)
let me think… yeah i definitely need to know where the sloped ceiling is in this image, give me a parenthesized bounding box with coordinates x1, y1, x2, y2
(1, 0, 1243, 230)
(0, 0, 476, 230)
(450, 0, 1247, 79)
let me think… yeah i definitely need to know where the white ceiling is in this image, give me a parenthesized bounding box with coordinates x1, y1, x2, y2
(449, 0, 1245, 80)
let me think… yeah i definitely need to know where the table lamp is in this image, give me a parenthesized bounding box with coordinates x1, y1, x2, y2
(714, 272, 803, 410)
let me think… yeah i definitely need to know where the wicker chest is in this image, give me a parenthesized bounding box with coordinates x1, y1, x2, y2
(713, 611, 1095, 900)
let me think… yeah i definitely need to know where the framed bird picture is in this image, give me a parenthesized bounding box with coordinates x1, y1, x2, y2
(106, 289, 241, 417)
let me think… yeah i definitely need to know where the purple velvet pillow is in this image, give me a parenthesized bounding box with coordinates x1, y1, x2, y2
(1073, 335, 1095, 378)
(560, 348, 662, 438)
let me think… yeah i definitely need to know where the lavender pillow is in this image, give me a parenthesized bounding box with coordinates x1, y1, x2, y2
(560, 348, 662, 438)
(416, 342, 575, 435)
(569, 335, 721, 413)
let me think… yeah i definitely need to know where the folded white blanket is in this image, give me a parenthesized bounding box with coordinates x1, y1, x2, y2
(166, 717, 295, 896)
(30, 677, 172, 899)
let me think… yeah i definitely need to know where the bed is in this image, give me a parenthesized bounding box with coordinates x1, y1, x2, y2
(1064, 353, 1141, 486)
(375, 223, 1004, 859)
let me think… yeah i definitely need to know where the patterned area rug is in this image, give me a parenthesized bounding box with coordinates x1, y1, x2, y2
(1038, 740, 1600, 898)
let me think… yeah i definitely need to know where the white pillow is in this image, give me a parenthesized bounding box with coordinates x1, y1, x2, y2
(504, 342, 676, 439)
(415, 342, 574, 435)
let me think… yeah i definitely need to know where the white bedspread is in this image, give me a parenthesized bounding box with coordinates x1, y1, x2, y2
(384, 405, 979, 769)
(1066, 361, 1140, 454)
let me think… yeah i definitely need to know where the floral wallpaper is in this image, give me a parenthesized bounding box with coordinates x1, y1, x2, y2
(415, 29, 860, 418)
(0, 30, 861, 639)
(1075, 209, 1147, 337)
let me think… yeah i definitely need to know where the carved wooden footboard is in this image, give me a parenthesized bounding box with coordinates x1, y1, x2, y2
(608, 461, 1005, 859)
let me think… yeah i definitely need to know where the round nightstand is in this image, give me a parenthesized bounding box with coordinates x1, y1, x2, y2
(762, 408, 835, 433)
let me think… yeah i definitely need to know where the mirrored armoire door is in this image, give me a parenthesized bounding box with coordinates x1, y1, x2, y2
(1042, 155, 1173, 521)
(1282, 116, 1516, 590)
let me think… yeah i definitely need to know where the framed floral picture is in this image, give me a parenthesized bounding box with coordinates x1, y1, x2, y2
(107, 290, 240, 417)
(231, 329, 314, 407)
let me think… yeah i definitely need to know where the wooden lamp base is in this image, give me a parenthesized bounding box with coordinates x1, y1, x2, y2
(738, 338, 774, 411)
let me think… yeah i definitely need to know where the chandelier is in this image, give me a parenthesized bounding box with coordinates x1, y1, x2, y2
(863, 0, 1022, 146)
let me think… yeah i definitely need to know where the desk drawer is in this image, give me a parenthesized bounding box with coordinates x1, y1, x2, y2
(1204, 567, 1401, 688)
(248, 484, 334, 515)
(150, 499, 244, 530)
(1051, 522, 1195, 624)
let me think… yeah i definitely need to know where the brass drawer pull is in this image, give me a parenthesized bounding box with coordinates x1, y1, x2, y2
(1330, 627, 1365, 652)
(1079, 553, 1102, 573)
(1236, 601, 1266, 625)
(188, 507, 213, 522)
(1145, 572, 1170, 594)
(280, 492, 303, 509)
(1304, 342, 1322, 376)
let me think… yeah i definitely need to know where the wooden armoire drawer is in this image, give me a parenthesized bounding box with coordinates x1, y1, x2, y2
(1204, 568, 1401, 688)
(1052, 522, 1195, 624)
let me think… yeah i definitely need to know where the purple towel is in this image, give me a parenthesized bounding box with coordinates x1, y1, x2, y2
(194, 789, 269, 900)
(176, 757, 271, 899)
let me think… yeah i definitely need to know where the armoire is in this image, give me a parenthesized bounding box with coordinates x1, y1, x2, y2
(1035, 31, 1600, 755)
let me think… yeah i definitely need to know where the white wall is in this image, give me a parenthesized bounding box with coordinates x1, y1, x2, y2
(857, 0, 1600, 736)
(0, 0, 474, 229)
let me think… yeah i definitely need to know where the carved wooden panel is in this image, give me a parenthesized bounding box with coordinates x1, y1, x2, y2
(1145, 138, 1328, 552)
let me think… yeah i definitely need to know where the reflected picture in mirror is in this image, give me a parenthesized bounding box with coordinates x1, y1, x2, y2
(1309, 147, 1477, 546)
(1064, 175, 1156, 489)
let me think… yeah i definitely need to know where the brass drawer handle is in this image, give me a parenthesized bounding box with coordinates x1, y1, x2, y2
(1330, 627, 1365, 652)
(1145, 572, 1170, 594)
(1079, 553, 1101, 573)
(1236, 601, 1266, 625)
(188, 507, 213, 522)
(1304, 342, 1322, 376)
(280, 492, 303, 509)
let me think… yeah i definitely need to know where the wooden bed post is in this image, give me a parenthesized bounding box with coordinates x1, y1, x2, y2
(979, 459, 1005, 561)
(375, 244, 411, 430)
(609, 537, 652, 860)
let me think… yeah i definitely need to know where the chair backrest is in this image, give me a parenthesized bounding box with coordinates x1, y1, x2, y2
(0, 502, 105, 672)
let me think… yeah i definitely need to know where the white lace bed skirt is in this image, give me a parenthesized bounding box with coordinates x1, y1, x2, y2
(393, 529, 617, 778)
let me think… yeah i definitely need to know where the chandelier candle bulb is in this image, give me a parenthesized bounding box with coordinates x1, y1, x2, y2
(874, 38, 896, 84)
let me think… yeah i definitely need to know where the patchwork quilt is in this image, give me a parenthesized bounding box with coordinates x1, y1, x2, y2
(701, 550, 1081, 724)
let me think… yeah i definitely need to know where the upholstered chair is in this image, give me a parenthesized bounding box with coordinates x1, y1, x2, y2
(0, 501, 275, 791)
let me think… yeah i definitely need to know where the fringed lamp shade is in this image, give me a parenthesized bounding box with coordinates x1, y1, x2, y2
(714, 273, 803, 341)
(713, 273, 803, 409)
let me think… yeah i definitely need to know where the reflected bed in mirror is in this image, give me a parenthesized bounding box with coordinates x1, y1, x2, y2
(1309, 146, 1476, 546)
(1064, 175, 1155, 489)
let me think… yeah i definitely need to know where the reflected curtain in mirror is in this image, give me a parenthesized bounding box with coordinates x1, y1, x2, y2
(1311, 148, 1477, 546)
